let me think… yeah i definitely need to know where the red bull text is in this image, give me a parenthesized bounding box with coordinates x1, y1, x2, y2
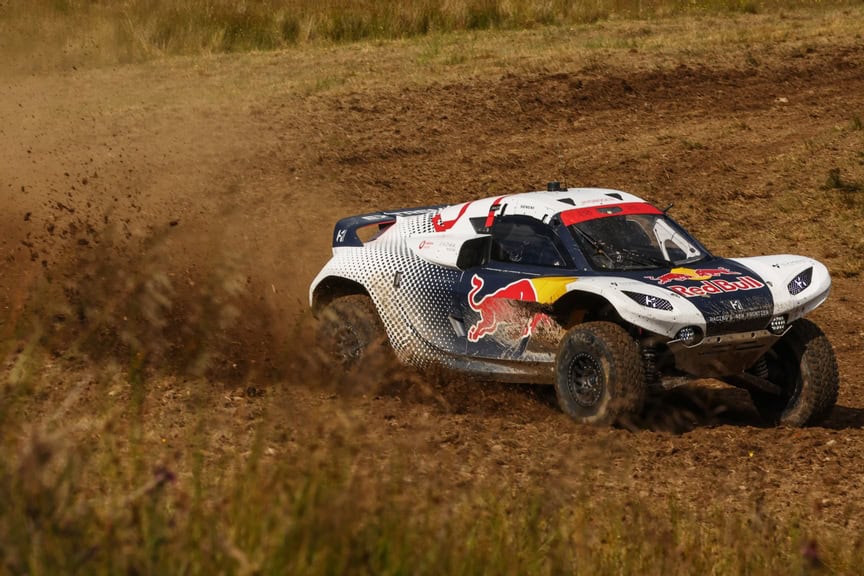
(646, 267, 764, 297)
(667, 276, 764, 298)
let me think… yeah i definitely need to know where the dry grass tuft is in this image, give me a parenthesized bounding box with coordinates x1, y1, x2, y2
(1, 0, 861, 70)
(1, 355, 862, 574)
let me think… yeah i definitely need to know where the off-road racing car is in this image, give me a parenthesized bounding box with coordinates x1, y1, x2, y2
(310, 184, 839, 426)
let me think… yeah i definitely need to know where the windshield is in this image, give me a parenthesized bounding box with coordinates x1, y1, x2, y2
(568, 213, 705, 271)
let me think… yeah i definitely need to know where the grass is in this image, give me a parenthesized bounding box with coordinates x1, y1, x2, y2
(1, 226, 862, 573)
(1, 353, 861, 575)
(4, 1, 864, 572)
(2, 0, 863, 70)
(3, 233, 859, 573)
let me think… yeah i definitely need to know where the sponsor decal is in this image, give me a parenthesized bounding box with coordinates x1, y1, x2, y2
(467, 276, 536, 342)
(418, 240, 431, 250)
(466, 275, 575, 342)
(644, 267, 765, 298)
(646, 267, 740, 285)
(667, 276, 765, 298)
(705, 306, 770, 325)
(484, 196, 506, 228)
(383, 208, 434, 217)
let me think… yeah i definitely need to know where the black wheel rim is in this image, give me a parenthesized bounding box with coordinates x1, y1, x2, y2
(567, 352, 603, 408)
(333, 325, 364, 363)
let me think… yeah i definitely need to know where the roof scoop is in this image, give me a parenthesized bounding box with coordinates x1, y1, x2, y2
(547, 181, 563, 192)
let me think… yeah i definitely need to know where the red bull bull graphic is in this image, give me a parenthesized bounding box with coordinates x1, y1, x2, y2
(646, 267, 740, 285)
(466, 275, 575, 342)
(467, 276, 537, 342)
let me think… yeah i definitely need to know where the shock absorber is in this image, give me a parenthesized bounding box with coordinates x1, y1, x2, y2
(751, 356, 770, 380)
(642, 346, 659, 386)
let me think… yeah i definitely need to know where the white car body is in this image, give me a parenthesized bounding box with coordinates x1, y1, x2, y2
(311, 187, 831, 385)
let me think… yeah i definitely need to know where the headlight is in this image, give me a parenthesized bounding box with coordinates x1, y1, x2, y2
(623, 291, 673, 311)
(787, 267, 813, 295)
(675, 326, 703, 345)
(769, 315, 787, 334)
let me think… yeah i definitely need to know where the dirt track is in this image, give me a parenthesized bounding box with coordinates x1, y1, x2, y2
(2, 13, 864, 535)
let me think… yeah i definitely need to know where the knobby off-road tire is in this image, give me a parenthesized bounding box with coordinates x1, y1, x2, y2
(316, 294, 392, 371)
(750, 318, 839, 427)
(555, 321, 646, 426)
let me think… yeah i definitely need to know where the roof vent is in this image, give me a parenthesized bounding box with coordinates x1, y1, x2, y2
(605, 192, 623, 200)
(547, 181, 563, 192)
(558, 198, 575, 206)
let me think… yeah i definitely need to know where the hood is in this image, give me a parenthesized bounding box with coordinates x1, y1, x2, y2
(639, 258, 774, 335)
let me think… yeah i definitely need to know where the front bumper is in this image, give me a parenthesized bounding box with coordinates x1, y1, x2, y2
(667, 329, 781, 378)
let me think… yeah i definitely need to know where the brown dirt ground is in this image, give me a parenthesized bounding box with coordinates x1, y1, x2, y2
(2, 11, 864, 538)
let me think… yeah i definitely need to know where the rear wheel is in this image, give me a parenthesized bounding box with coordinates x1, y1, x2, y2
(749, 318, 839, 427)
(555, 321, 645, 425)
(316, 295, 391, 370)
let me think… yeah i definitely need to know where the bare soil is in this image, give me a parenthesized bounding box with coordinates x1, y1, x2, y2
(2, 13, 864, 537)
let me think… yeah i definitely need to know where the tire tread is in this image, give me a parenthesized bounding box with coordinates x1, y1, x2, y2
(750, 318, 839, 427)
(555, 321, 645, 425)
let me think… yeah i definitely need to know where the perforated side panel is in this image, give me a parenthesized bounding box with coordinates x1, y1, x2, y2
(319, 214, 461, 367)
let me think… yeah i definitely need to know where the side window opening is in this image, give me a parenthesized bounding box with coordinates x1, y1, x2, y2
(652, 218, 700, 262)
(490, 217, 569, 268)
(664, 240, 687, 262)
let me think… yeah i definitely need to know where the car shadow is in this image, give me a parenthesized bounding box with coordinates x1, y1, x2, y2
(822, 405, 864, 430)
(371, 368, 864, 434)
(626, 385, 762, 433)
(628, 385, 864, 433)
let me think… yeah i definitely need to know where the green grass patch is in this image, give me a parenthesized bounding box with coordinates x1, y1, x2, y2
(2, 0, 863, 69)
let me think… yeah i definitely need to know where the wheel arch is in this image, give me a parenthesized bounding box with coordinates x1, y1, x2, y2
(551, 290, 625, 330)
(311, 276, 370, 316)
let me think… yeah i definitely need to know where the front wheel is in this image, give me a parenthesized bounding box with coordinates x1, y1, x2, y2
(555, 321, 645, 425)
(749, 318, 839, 427)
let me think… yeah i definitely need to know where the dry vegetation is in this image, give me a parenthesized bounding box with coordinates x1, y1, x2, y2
(1, 0, 861, 70)
(2, 0, 864, 573)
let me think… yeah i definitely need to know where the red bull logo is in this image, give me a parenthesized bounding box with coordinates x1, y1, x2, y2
(645, 266, 764, 297)
(467, 275, 539, 342)
(666, 276, 764, 298)
(465, 275, 578, 342)
(646, 267, 740, 285)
